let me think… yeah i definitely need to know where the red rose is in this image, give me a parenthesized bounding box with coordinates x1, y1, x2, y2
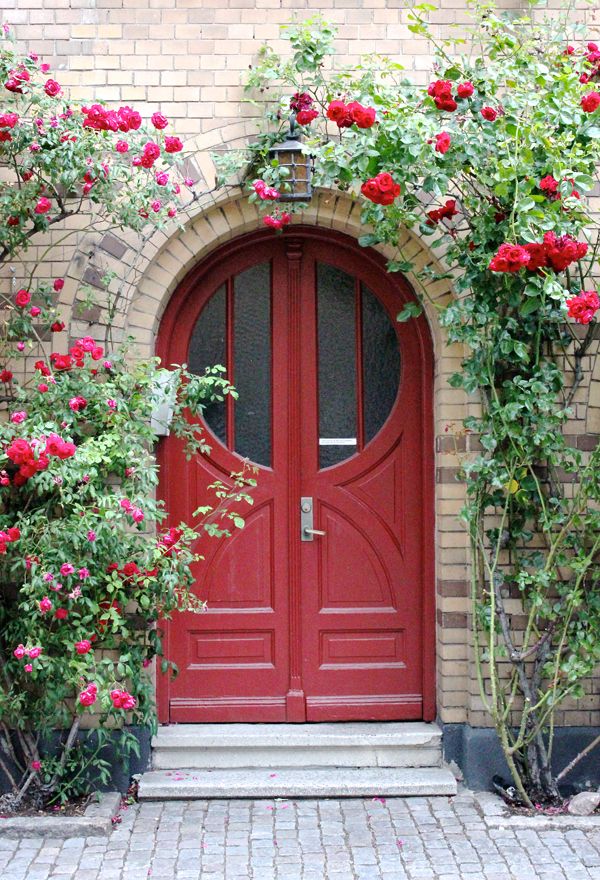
(53, 278, 64, 292)
(488, 243, 531, 272)
(30, 306, 41, 317)
(361, 172, 401, 206)
(361, 179, 381, 202)
(326, 100, 353, 128)
(0, 112, 19, 128)
(290, 92, 313, 112)
(347, 101, 376, 129)
(55, 608, 69, 620)
(523, 243, 547, 272)
(457, 82, 474, 98)
(481, 106, 498, 122)
(566, 289, 600, 324)
(34, 197, 51, 215)
(75, 640, 92, 655)
(543, 231, 588, 272)
(51, 321, 65, 332)
(539, 175, 559, 194)
(115, 140, 129, 153)
(581, 91, 600, 113)
(164, 136, 183, 153)
(151, 112, 168, 129)
(434, 132, 451, 154)
(15, 289, 31, 308)
(7, 216, 19, 226)
(296, 108, 319, 126)
(0, 370, 13, 383)
(44, 79, 61, 97)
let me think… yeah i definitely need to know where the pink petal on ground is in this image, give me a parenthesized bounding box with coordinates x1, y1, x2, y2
(372, 796, 387, 804)
(397, 839, 404, 848)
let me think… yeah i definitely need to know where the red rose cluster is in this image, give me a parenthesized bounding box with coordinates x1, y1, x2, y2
(538, 175, 580, 201)
(361, 172, 401, 206)
(434, 132, 451, 154)
(253, 179, 280, 201)
(0, 526, 20, 554)
(578, 42, 600, 84)
(110, 688, 136, 710)
(35, 336, 104, 378)
(158, 526, 184, 557)
(82, 104, 142, 133)
(0, 111, 19, 143)
(290, 92, 319, 126)
(326, 100, 376, 129)
(6, 432, 76, 486)
(566, 289, 600, 324)
(426, 198, 458, 226)
(4, 65, 30, 94)
(489, 233, 588, 273)
(263, 212, 291, 230)
(427, 80, 474, 112)
(581, 91, 600, 113)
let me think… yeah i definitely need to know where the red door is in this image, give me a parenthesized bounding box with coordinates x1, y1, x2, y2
(157, 228, 434, 723)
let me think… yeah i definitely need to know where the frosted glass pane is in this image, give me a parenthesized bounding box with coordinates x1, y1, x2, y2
(317, 263, 357, 468)
(188, 284, 226, 445)
(362, 285, 401, 443)
(234, 263, 271, 467)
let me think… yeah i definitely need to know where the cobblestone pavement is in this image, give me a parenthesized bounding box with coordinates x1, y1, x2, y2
(1, 791, 600, 880)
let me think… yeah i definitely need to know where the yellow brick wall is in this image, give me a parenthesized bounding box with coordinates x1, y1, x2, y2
(3, 0, 599, 728)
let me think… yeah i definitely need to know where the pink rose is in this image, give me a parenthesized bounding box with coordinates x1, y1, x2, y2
(79, 683, 97, 707)
(30, 306, 41, 317)
(35, 197, 52, 214)
(60, 563, 75, 576)
(31, 760, 42, 771)
(44, 79, 61, 97)
(132, 508, 145, 523)
(10, 411, 27, 424)
(151, 112, 168, 129)
(13, 644, 26, 659)
(164, 136, 183, 153)
(28, 646, 42, 659)
(15, 289, 31, 307)
(39, 597, 52, 614)
(75, 640, 92, 654)
(24, 664, 33, 673)
(115, 140, 129, 153)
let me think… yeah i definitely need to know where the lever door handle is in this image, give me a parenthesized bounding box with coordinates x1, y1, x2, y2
(303, 528, 326, 537)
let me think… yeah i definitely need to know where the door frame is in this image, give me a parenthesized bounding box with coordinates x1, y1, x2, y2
(155, 226, 436, 723)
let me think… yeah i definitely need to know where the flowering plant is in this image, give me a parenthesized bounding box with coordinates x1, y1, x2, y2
(230, 5, 600, 804)
(0, 32, 253, 809)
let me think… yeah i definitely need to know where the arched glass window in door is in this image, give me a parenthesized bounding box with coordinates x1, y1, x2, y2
(188, 262, 272, 468)
(317, 263, 401, 469)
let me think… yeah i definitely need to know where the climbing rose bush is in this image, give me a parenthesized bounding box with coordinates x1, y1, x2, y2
(0, 30, 252, 809)
(225, 5, 600, 805)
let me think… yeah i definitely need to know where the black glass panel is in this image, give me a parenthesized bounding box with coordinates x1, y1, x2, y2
(317, 263, 357, 468)
(362, 284, 401, 443)
(234, 263, 271, 467)
(188, 284, 226, 444)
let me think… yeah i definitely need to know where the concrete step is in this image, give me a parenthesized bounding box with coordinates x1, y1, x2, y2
(151, 722, 443, 769)
(138, 766, 458, 800)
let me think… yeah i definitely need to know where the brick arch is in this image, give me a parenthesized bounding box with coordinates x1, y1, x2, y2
(60, 148, 471, 726)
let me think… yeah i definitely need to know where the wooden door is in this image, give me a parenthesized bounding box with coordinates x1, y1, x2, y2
(157, 228, 434, 723)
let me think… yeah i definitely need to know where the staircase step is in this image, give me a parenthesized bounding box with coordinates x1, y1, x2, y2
(138, 766, 458, 800)
(151, 722, 442, 769)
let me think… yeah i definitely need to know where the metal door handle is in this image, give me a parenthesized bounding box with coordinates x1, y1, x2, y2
(300, 497, 326, 541)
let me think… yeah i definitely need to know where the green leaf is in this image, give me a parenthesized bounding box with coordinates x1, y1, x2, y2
(396, 301, 422, 322)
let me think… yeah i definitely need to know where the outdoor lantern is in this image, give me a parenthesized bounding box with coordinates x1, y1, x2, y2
(268, 115, 312, 202)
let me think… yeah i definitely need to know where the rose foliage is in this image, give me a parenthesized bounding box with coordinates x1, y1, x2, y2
(0, 31, 253, 809)
(229, 4, 600, 804)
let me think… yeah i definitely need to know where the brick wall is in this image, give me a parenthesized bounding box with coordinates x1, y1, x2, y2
(3, 0, 600, 728)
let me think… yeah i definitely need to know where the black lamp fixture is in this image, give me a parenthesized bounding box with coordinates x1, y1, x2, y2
(268, 114, 312, 202)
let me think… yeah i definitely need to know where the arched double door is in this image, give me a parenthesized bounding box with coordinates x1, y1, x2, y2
(157, 228, 435, 723)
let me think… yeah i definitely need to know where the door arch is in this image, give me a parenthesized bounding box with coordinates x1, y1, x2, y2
(157, 227, 435, 723)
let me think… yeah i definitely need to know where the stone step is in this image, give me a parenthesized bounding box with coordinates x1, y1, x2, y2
(138, 766, 458, 800)
(151, 722, 443, 769)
